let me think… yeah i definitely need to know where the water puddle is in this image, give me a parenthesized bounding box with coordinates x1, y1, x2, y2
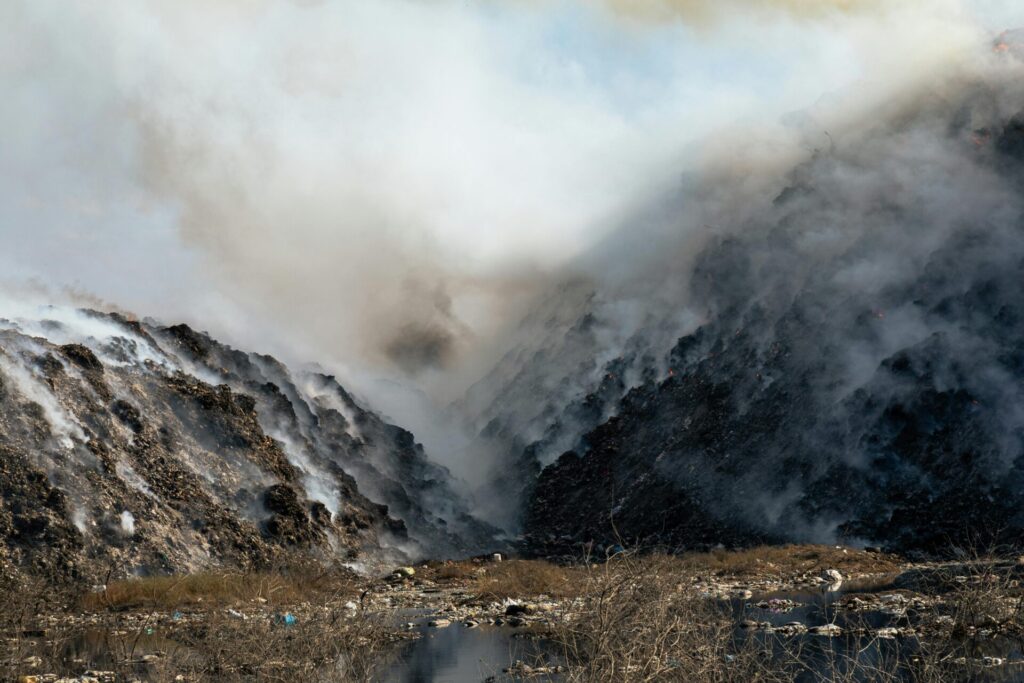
(729, 577, 1024, 682)
(20, 628, 202, 678)
(732, 575, 901, 627)
(383, 619, 563, 683)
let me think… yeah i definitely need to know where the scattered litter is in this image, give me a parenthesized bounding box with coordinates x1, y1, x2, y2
(274, 612, 297, 626)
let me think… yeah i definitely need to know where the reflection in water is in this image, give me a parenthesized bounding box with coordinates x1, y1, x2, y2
(42, 618, 560, 683)
(384, 623, 562, 683)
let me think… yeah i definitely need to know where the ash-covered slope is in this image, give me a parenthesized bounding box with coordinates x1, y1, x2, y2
(0, 308, 493, 583)
(490, 61, 1024, 554)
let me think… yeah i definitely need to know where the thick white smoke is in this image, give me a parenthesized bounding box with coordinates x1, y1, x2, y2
(1, 0, 1021, 517)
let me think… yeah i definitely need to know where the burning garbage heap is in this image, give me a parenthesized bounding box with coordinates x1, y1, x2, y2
(522, 62, 1024, 556)
(0, 309, 495, 585)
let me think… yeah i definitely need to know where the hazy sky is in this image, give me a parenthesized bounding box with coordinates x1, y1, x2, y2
(1, 0, 1021, 388)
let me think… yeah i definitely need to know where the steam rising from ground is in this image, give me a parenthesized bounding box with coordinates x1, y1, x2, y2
(2, 0, 1023, 528)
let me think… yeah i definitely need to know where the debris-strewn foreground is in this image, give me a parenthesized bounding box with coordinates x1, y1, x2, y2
(6, 545, 1024, 682)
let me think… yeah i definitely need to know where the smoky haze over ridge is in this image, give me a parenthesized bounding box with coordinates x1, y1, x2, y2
(2, 0, 1023, 530)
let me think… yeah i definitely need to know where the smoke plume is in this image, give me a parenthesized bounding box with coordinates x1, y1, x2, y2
(1, 0, 1022, 530)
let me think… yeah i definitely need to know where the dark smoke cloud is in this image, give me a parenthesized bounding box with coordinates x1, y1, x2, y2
(387, 325, 457, 374)
(383, 280, 467, 373)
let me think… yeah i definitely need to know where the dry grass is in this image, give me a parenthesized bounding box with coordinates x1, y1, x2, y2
(433, 563, 479, 581)
(429, 545, 901, 603)
(81, 567, 360, 611)
(549, 552, 795, 682)
(675, 544, 904, 578)
(468, 559, 591, 600)
(419, 557, 592, 599)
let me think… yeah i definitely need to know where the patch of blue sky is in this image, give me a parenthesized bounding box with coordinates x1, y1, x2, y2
(467, 0, 854, 125)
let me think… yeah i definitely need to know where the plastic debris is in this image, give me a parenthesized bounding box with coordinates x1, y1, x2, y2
(274, 612, 297, 626)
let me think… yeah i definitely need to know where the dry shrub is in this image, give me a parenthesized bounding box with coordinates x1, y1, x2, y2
(60, 614, 392, 683)
(0, 564, 379, 681)
(551, 553, 793, 682)
(0, 569, 74, 629)
(165, 606, 398, 682)
(943, 564, 1024, 638)
(901, 554, 1024, 682)
(3, 592, 398, 683)
(0, 572, 81, 682)
(545, 553, 994, 683)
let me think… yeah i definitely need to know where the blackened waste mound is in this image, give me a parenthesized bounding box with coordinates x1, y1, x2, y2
(0, 311, 494, 584)
(492, 71, 1024, 555)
